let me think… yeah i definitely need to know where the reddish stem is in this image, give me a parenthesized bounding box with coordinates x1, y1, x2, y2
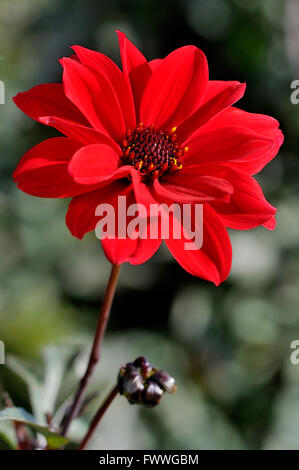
(61, 264, 121, 437)
(78, 385, 118, 450)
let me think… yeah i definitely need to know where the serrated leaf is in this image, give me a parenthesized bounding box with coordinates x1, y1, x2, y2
(0, 407, 69, 449)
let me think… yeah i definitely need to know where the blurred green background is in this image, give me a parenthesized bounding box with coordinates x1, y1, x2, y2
(1, 0, 299, 450)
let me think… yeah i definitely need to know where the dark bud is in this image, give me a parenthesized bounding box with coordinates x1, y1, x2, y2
(133, 356, 153, 378)
(150, 370, 177, 394)
(123, 370, 144, 396)
(133, 356, 149, 369)
(117, 357, 177, 407)
(142, 380, 164, 407)
(118, 365, 144, 397)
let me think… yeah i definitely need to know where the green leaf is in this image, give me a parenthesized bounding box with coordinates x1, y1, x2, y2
(6, 355, 45, 424)
(0, 421, 17, 449)
(42, 345, 75, 415)
(6, 346, 77, 424)
(0, 407, 69, 450)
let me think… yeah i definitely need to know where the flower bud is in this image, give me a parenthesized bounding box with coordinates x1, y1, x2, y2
(117, 357, 177, 407)
(122, 369, 144, 396)
(142, 380, 164, 406)
(117, 364, 144, 397)
(150, 370, 177, 394)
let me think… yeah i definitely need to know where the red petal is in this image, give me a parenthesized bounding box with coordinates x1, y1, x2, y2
(117, 31, 151, 120)
(102, 237, 138, 265)
(165, 204, 232, 285)
(153, 171, 233, 204)
(208, 165, 277, 229)
(130, 169, 157, 209)
(13, 137, 78, 178)
(66, 180, 161, 264)
(204, 106, 280, 132)
(13, 137, 96, 198)
(149, 59, 162, 71)
(177, 81, 246, 142)
(184, 126, 274, 173)
(102, 185, 161, 265)
(68, 144, 121, 185)
(60, 58, 126, 141)
(263, 215, 276, 230)
(140, 45, 208, 130)
(199, 107, 284, 174)
(13, 83, 88, 125)
(72, 45, 136, 130)
(102, 233, 161, 266)
(129, 238, 162, 265)
(39, 116, 120, 152)
(66, 180, 131, 239)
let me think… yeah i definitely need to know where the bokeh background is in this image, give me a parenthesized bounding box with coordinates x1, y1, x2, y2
(1, 0, 299, 450)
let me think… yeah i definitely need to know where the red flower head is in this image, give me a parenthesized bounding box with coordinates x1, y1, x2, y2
(13, 32, 283, 285)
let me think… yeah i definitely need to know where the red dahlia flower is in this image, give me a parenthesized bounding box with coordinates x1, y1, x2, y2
(13, 32, 283, 285)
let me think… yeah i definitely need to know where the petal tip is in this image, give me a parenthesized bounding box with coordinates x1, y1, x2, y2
(38, 116, 52, 125)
